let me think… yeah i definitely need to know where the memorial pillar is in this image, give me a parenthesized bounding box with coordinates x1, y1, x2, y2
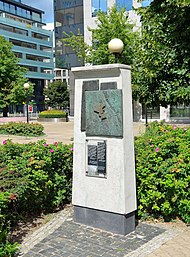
(72, 64, 137, 235)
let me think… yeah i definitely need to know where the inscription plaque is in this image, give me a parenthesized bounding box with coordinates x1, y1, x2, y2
(87, 145, 98, 176)
(87, 140, 106, 177)
(97, 142, 106, 174)
(85, 90, 123, 137)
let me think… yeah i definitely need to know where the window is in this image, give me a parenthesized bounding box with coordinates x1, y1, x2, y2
(92, 0, 107, 17)
(116, 0, 133, 11)
(32, 32, 49, 41)
(26, 10, 30, 19)
(55, 70, 61, 77)
(64, 8, 75, 25)
(0, 1, 3, 11)
(26, 54, 50, 63)
(10, 39, 37, 49)
(40, 45, 52, 52)
(4, 3, 9, 12)
(14, 52, 22, 58)
(55, 6, 83, 27)
(22, 65, 38, 72)
(75, 6, 83, 24)
(16, 7, 22, 16)
(0, 24, 27, 35)
(14, 27, 28, 36)
(31, 12, 41, 22)
(9, 4, 15, 14)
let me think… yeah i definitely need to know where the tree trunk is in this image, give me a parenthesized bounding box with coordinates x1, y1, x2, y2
(3, 106, 8, 117)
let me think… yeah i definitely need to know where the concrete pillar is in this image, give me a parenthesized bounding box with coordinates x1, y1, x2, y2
(72, 64, 137, 235)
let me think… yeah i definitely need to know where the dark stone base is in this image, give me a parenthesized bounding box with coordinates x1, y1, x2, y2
(74, 206, 136, 235)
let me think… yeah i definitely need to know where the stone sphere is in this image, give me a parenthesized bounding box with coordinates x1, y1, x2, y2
(108, 38, 124, 53)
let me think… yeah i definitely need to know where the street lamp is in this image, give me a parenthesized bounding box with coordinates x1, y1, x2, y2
(108, 38, 124, 63)
(23, 82, 30, 123)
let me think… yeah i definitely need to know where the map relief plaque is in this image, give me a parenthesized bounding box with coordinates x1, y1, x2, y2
(85, 90, 123, 137)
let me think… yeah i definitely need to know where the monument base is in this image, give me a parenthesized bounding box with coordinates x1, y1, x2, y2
(74, 205, 136, 235)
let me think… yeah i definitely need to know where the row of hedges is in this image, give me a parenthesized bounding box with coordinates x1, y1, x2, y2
(0, 140, 73, 256)
(135, 122, 190, 223)
(0, 122, 44, 137)
(39, 110, 67, 118)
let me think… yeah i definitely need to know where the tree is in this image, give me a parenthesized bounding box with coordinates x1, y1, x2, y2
(44, 81, 69, 109)
(0, 36, 30, 117)
(63, 5, 140, 66)
(134, 0, 190, 109)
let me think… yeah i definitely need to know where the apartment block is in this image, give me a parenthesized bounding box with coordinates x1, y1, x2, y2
(0, 0, 54, 110)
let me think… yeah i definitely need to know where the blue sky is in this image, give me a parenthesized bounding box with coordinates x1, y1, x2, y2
(22, 0, 54, 23)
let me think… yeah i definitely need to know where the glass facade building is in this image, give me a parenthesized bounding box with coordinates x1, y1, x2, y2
(92, 0, 107, 17)
(0, 0, 54, 110)
(54, 0, 84, 68)
(54, 0, 153, 69)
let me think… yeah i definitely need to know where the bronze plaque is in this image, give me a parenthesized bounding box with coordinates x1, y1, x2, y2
(81, 80, 99, 131)
(85, 90, 123, 137)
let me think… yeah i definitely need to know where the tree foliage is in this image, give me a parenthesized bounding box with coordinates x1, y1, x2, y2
(134, 0, 190, 107)
(63, 5, 140, 65)
(44, 81, 70, 109)
(0, 36, 31, 116)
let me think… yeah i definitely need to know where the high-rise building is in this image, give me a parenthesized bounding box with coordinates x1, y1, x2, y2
(0, 0, 54, 111)
(54, 1, 153, 116)
(54, 0, 153, 69)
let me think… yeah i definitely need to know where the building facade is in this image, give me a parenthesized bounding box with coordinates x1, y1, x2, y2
(0, 0, 54, 111)
(54, 0, 153, 69)
(54, 0, 153, 116)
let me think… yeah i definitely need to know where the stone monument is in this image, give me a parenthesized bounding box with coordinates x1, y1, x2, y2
(72, 64, 136, 235)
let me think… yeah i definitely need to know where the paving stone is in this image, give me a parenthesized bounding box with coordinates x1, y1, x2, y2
(19, 218, 168, 257)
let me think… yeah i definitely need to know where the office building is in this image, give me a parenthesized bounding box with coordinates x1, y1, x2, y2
(54, 0, 153, 69)
(54, 0, 153, 116)
(0, 0, 54, 110)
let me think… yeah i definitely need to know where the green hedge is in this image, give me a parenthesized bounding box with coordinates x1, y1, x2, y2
(39, 110, 67, 118)
(0, 122, 44, 137)
(135, 122, 190, 223)
(0, 192, 18, 257)
(0, 140, 73, 256)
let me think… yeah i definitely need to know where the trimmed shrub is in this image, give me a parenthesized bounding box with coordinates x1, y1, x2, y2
(39, 110, 67, 118)
(0, 139, 73, 256)
(135, 122, 190, 223)
(0, 192, 18, 257)
(0, 122, 44, 137)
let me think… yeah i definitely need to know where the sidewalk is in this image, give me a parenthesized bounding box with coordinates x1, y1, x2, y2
(0, 119, 145, 144)
(0, 118, 74, 144)
(17, 206, 189, 257)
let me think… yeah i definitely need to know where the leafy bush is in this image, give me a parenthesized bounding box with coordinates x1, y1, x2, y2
(0, 122, 44, 137)
(135, 122, 190, 223)
(0, 139, 73, 256)
(0, 192, 18, 257)
(39, 110, 67, 118)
